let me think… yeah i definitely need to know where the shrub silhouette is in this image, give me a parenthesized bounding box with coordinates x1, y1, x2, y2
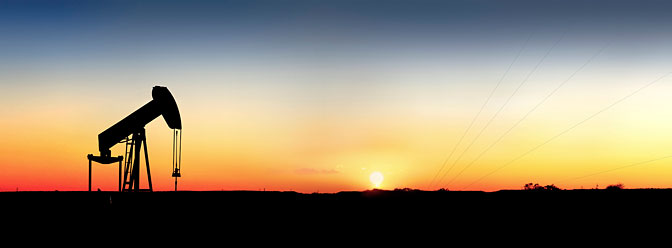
(524, 183, 561, 191)
(606, 183, 624, 190)
(394, 188, 421, 192)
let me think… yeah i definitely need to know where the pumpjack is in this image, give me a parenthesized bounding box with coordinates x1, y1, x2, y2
(87, 86, 182, 192)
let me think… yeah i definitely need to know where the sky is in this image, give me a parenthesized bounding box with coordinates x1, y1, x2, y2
(2, 0, 672, 192)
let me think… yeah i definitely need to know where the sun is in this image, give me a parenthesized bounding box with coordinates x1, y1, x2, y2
(369, 171, 384, 188)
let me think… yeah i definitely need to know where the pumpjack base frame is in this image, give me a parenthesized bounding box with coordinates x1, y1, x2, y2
(87, 154, 123, 192)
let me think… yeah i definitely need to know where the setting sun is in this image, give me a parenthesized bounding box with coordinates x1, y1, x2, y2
(370, 172, 384, 188)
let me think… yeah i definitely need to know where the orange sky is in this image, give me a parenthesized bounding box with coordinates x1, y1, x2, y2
(2, 77, 672, 192)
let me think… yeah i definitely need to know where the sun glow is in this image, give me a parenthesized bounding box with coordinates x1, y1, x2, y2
(369, 171, 384, 188)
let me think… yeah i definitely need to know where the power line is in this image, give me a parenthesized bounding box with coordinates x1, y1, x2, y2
(435, 33, 564, 187)
(427, 34, 531, 189)
(553, 154, 672, 184)
(463, 71, 672, 189)
(443, 42, 608, 187)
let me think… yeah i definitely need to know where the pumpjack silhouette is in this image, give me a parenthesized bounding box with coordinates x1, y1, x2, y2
(87, 86, 182, 192)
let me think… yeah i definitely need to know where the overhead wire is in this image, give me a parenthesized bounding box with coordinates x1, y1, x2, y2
(553, 154, 672, 185)
(463, 71, 672, 189)
(443, 42, 608, 187)
(435, 33, 564, 187)
(426, 34, 531, 189)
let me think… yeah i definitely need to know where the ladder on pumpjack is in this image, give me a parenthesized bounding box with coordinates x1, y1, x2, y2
(120, 129, 153, 192)
(122, 136, 137, 192)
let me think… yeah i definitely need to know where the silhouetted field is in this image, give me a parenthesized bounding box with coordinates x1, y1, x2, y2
(3, 189, 671, 227)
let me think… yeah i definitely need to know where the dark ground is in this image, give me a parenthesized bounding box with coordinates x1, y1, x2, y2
(3, 189, 667, 240)
(4, 189, 672, 239)
(3, 189, 672, 222)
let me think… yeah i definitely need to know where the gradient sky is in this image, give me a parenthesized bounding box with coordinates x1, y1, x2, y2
(2, 0, 672, 192)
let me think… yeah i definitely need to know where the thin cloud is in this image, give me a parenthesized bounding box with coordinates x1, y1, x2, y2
(294, 168, 339, 175)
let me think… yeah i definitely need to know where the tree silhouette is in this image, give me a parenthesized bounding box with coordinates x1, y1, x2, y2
(524, 183, 541, 190)
(524, 183, 561, 191)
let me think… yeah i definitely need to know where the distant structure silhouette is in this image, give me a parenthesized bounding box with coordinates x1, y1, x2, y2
(87, 86, 182, 192)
